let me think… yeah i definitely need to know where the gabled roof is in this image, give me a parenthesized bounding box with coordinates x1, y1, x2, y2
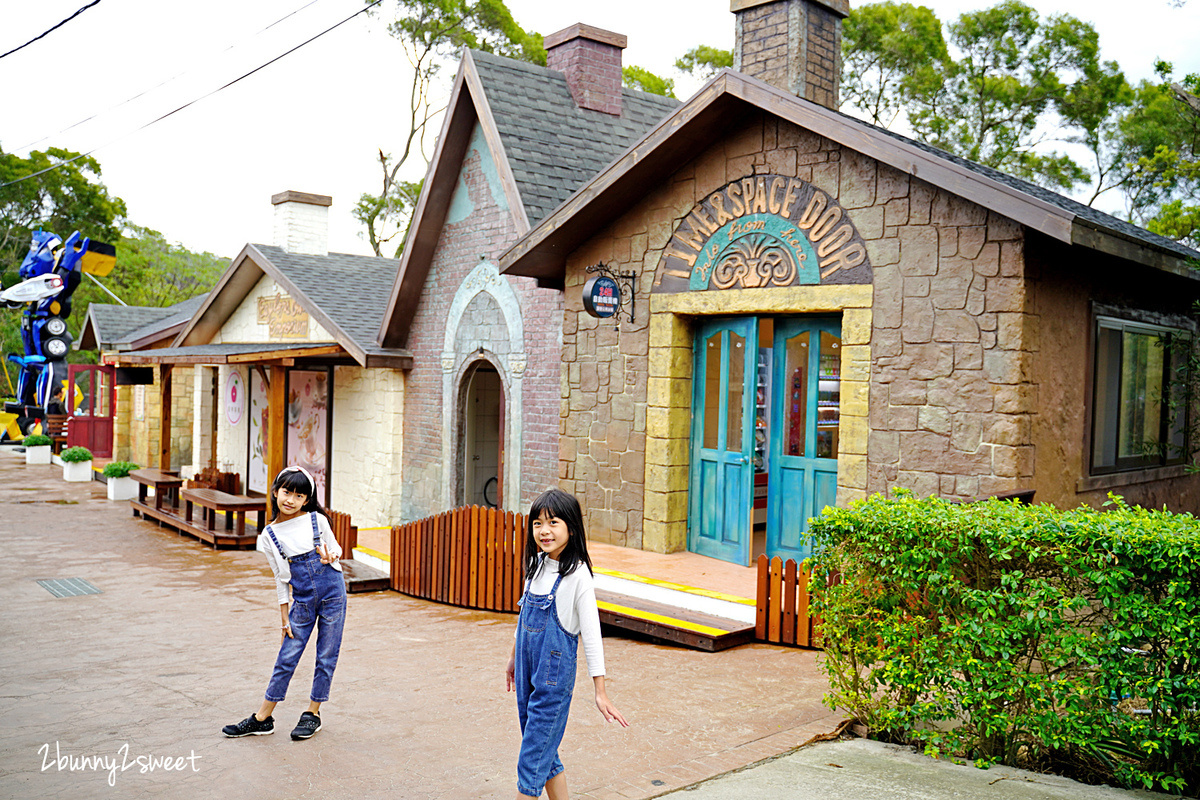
(472, 50, 680, 227)
(500, 69, 1200, 287)
(377, 48, 680, 348)
(77, 294, 208, 352)
(174, 244, 412, 369)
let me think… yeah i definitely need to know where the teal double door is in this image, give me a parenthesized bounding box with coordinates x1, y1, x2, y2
(687, 316, 841, 566)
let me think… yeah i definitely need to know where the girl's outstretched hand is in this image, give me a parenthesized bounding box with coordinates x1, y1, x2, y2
(593, 677, 629, 727)
(317, 544, 336, 565)
(595, 693, 628, 727)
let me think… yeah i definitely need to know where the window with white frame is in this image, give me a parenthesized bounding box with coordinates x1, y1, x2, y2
(1091, 316, 1191, 473)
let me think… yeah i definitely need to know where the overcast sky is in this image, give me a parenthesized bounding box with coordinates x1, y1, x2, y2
(2, 0, 1198, 263)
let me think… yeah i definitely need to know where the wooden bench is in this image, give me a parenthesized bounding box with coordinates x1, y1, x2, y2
(42, 414, 69, 454)
(130, 469, 184, 515)
(180, 487, 266, 547)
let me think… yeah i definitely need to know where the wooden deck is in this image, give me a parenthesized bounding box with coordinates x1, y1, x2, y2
(130, 497, 388, 593)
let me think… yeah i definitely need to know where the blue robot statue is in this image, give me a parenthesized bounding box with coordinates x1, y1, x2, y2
(1, 230, 115, 435)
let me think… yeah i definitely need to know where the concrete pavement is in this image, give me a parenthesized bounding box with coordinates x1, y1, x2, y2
(656, 738, 1175, 799)
(1, 449, 1175, 800)
(0, 450, 834, 799)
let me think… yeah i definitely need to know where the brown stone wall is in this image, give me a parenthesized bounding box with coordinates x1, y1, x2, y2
(1028, 235, 1200, 512)
(559, 110, 1040, 552)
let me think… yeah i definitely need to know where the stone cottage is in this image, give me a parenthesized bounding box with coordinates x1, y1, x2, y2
(497, 0, 1200, 566)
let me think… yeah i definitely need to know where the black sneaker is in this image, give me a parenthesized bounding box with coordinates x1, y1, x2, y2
(222, 713, 274, 737)
(290, 711, 322, 740)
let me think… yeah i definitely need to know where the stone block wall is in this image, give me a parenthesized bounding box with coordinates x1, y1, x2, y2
(331, 366, 404, 527)
(558, 110, 1035, 552)
(118, 366, 193, 470)
(401, 122, 562, 523)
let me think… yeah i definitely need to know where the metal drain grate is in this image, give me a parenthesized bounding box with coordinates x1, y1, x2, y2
(36, 578, 102, 597)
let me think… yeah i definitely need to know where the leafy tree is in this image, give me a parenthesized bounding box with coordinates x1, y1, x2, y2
(841, 1, 1128, 194)
(356, 0, 545, 258)
(1117, 64, 1200, 247)
(840, 2, 948, 128)
(623, 65, 675, 98)
(1, 147, 126, 280)
(675, 45, 732, 80)
(910, 1, 1126, 191)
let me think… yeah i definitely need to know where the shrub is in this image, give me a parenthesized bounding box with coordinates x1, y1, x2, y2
(102, 461, 140, 478)
(808, 491, 1200, 794)
(22, 434, 52, 447)
(60, 446, 93, 463)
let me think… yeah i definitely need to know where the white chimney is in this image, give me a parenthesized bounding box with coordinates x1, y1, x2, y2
(271, 190, 331, 255)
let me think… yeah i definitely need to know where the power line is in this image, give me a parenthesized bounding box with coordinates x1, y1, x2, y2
(0, 1, 105, 61)
(13, 0, 328, 153)
(0, 0, 385, 190)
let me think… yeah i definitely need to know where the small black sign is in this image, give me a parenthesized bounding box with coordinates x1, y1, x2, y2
(582, 275, 620, 318)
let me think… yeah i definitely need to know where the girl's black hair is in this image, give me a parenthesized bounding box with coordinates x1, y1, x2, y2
(269, 468, 331, 523)
(524, 487, 593, 578)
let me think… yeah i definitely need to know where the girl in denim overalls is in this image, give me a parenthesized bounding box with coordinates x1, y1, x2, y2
(222, 466, 346, 742)
(505, 488, 629, 799)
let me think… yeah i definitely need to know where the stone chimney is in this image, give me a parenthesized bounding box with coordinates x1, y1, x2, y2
(732, 0, 848, 109)
(271, 191, 331, 255)
(544, 23, 627, 117)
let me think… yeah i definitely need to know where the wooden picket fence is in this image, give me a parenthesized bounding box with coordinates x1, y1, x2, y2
(390, 505, 526, 612)
(328, 509, 357, 560)
(755, 554, 822, 648)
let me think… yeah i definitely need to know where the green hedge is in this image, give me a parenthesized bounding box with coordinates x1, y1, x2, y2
(808, 492, 1199, 793)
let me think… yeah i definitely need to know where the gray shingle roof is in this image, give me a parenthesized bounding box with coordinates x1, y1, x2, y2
(86, 304, 173, 347)
(252, 245, 401, 358)
(117, 294, 209, 345)
(861, 116, 1200, 261)
(471, 50, 680, 226)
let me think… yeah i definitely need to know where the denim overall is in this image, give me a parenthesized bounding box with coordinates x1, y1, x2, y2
(514, 566, 578, 797)
(264, 513, 347, 703)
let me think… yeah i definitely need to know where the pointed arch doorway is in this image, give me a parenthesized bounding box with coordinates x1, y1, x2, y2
(460, 361, 504, 508)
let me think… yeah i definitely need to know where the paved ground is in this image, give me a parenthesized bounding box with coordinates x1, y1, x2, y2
(656, 738, 1174, 800)
(0, 451, 836, 800)
(1, 450, 1174, 800)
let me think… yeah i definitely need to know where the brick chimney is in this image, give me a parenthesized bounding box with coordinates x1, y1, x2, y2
(271, 190, 331, 255)
(732, 0, 848, 109)
(544, 23, 627, 117)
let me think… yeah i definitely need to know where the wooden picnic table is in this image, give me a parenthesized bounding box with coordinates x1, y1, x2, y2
(130, 469, 184, 513)
(180, 487, 266, 541)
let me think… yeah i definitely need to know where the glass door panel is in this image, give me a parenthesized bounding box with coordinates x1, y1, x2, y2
(766, 318, 841, 561)
(688, 318, 757, 566)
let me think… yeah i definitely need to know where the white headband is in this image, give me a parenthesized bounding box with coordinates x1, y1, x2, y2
(278, 465, 315, 493)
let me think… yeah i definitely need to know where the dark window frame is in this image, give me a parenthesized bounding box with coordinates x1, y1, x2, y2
(1090, 314, 1191, 476)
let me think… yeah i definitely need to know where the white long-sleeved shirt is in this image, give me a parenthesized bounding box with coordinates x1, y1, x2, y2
(522, 556, 605, 677)
(256, 512, 343, 605)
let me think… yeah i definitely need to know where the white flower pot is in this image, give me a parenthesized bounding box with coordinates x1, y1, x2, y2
(25, 445, 51, 465)
(106, 475, 137, 501)
(63, 460, 93, 482)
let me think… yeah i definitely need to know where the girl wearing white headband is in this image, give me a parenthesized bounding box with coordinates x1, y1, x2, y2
(222, 465, 346, 742)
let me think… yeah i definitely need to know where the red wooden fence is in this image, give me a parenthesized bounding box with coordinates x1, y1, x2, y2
(755, 555, 821, 648)
(328, 509, 357, 560)
(390, 505, 526, 613)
